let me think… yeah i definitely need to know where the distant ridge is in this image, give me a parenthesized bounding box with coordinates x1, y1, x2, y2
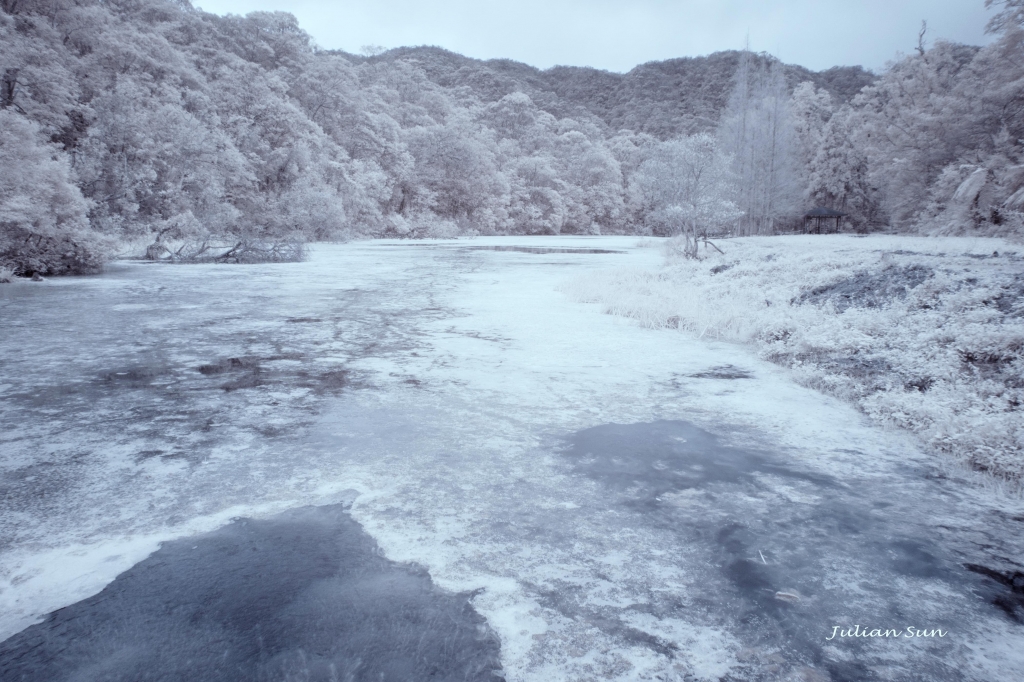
(335, 46, 876, 138)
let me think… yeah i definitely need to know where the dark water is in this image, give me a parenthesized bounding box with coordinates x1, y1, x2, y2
(560, 421, 1007, 682)
(0, 505, 501, 682)
(564, 420, 836, 506)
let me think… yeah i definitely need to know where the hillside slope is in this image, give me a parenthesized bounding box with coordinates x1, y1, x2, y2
(341, 46, 876, 138)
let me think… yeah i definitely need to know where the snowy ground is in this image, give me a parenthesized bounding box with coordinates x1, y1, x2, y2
(1, 237, 1023, 681)
(563, 235, 1024, 482)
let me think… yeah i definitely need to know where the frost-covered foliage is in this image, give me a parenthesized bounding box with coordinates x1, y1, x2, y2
(563, 236, 1024, 481)
(717, 54, 805, 234)
(0, 110, 110, 275)
(1, 1, 347, 270)
(370, 47, 873, 141)
(830, 5, 1024, 235)
(2, 0, 1020, 276)
(0, 0, 877, 277)
(631, 133, 739, 255)
(0, 0, 661, 270)
(805, 107, 878, 230)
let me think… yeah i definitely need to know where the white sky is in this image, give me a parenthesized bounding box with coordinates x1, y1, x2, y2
(194, 0, 994, 73)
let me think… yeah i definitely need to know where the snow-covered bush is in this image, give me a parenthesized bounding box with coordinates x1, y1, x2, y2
(564, 235, 1024, 481)
(0, 111, 111, 275)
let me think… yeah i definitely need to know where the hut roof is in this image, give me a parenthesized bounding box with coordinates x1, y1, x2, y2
(805, 206, 847, 217)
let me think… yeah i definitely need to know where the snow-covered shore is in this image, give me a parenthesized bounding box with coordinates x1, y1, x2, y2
(563, 235, 1024, 484)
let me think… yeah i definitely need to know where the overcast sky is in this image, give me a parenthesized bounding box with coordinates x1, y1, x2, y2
(194, 0, 994, 73)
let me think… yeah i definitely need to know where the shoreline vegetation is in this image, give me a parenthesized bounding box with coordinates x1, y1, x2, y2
(563, 234, 1024, 486)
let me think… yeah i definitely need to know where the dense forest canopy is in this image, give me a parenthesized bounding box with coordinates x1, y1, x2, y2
(343, 46, 875, 139)
(1, 0, 1023, 275)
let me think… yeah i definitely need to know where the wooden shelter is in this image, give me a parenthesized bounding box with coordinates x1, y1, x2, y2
(804, 206, 846, 234)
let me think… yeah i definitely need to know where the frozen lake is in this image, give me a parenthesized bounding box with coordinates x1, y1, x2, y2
(1, 237, 1023, 681)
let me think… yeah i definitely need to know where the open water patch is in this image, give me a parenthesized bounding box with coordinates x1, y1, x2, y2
(562, 420, 834, 507)
(0, 504, 502, 682)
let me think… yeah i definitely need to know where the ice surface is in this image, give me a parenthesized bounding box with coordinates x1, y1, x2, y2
(559, 420, 1006, 679)
(2, 237, 1023, 681)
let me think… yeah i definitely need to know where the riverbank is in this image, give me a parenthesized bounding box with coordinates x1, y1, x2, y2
(563, 235, 1024, 484)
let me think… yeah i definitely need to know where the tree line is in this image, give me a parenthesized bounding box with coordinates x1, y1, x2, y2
(1, 0, 1022, 275)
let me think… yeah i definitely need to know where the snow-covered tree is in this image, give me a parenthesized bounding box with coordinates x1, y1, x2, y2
(0, 110, 109, 275)
(553, 130, 624, 234)
(789, 81, 833, 193)
(632, 133, 741, 257)
(844, 13, 1024, 236)
(405, 115, 509, 234)
(986, 0, 1024, 33)
(717, 53, 804, 234)
(806, 107, 878, 228)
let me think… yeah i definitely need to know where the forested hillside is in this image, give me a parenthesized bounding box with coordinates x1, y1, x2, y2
(355, 47, 875, 138)
(2, 0, 1023, 276)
